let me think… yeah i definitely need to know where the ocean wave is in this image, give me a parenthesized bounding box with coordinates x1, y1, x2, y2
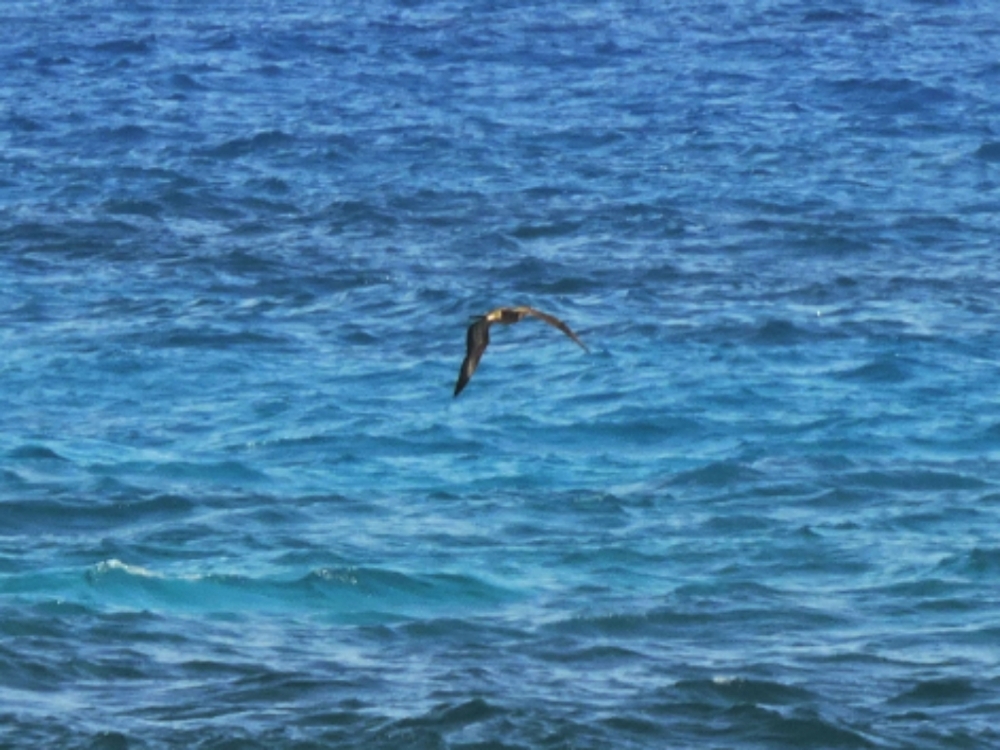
(196, 130, 298, 160)
(833, 356, 912, 383)
(78, 560, 513, 618)
(889, 677, 980, 706)
(674, 676, 815, 707)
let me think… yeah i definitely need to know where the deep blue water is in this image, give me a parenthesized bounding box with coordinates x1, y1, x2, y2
(3, 1, 1000, 747)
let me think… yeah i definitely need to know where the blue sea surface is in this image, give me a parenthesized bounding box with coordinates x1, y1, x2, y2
(3, 1, 1000, 747)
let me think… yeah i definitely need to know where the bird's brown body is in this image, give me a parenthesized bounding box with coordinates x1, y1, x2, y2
(453, 305, 589, 397)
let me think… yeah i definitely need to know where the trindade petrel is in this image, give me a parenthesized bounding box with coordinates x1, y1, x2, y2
(453, 306, 589, 397)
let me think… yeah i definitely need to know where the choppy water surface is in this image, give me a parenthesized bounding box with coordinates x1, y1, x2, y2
(3, 1, 1000, 747)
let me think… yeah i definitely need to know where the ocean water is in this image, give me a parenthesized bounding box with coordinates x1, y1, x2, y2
(2, 0, 1000, 747)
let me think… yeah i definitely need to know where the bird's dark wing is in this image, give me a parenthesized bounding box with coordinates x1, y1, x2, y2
(517, 306, 589, 352)
(454, 317, 491, 396)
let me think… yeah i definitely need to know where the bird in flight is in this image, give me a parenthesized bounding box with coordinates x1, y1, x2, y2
(454, 305, 589, 397)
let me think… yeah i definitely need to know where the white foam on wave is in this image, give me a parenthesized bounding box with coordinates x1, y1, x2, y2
(93, 558, 162, 578)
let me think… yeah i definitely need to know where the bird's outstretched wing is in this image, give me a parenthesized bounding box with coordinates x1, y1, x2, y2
(454, 317, 490, 396)
(516, 306, 590, 352)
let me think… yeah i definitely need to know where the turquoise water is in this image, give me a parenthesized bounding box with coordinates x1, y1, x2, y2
(3, 1, 1000, 747)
